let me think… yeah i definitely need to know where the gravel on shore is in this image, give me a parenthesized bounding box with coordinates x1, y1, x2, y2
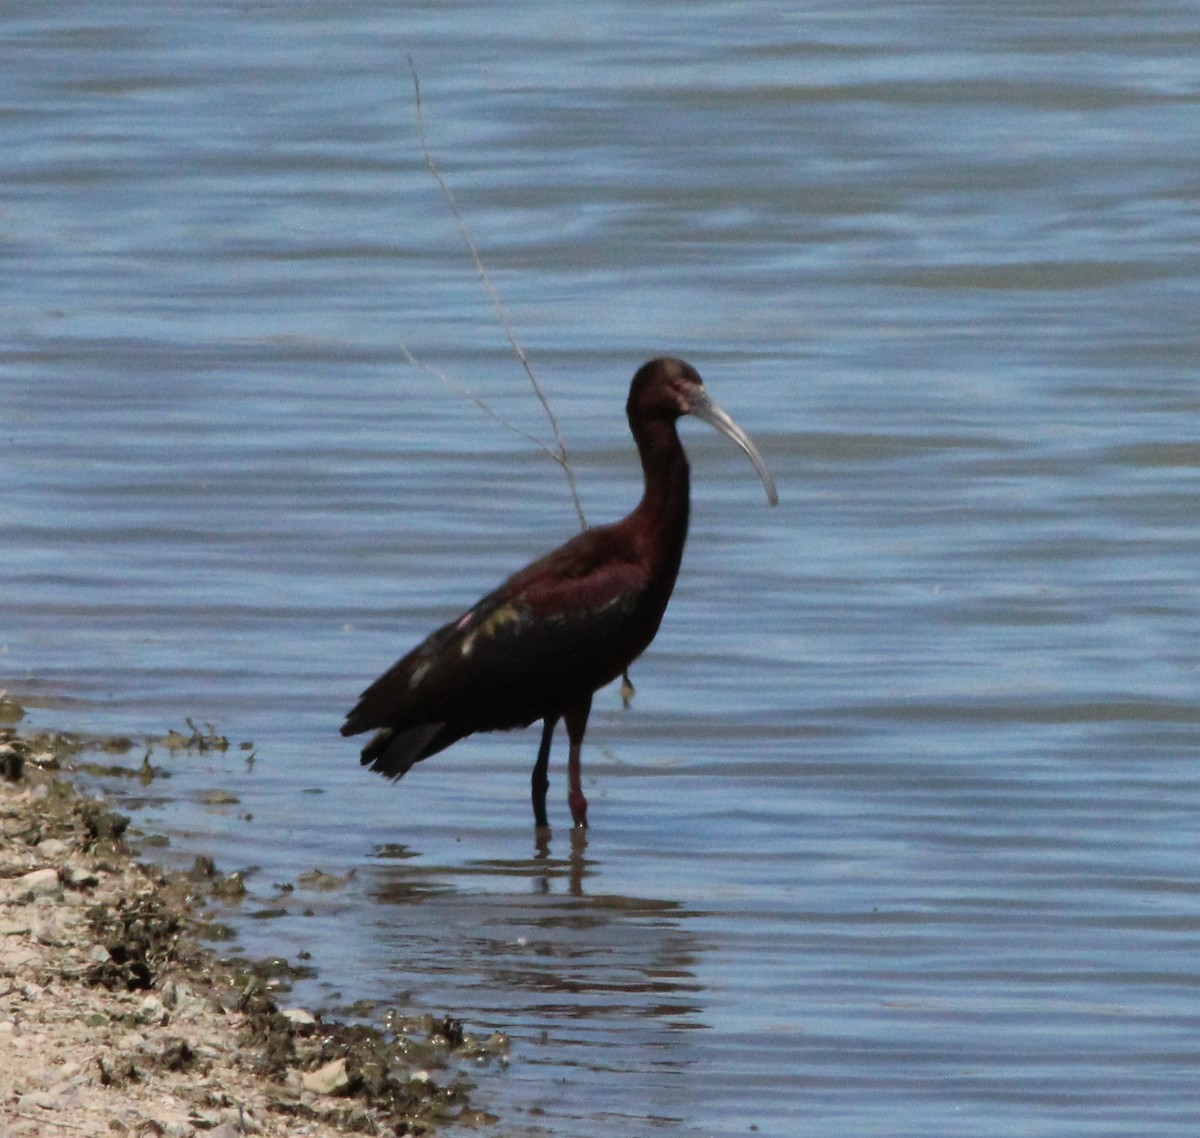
(0, 708, 501, 1138)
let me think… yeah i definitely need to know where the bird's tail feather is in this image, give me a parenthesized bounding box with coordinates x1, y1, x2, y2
(360, 722, 447, 781)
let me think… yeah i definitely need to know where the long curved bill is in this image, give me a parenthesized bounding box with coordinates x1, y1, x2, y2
(687, 389, 779, 506)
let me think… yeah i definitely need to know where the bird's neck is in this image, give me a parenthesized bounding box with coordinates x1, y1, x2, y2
(630, 415, 691, 581)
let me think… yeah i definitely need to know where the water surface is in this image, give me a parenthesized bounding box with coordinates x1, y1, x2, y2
(4, 4, 1200, 1136)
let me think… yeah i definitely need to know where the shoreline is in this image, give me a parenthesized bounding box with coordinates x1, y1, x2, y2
(0, 706, 499, 1137)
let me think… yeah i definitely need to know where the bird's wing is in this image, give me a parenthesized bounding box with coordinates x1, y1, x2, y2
(342, 526, 647, 737)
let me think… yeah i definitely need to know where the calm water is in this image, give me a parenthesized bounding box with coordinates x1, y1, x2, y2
(5, 3, 1200, 1136)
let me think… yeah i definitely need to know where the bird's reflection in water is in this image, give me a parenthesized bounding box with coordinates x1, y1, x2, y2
(365, 833, 707, 1039)
(531, 825, 588, 894)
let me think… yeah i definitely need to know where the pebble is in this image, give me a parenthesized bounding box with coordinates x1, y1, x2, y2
(32, 914, 65, 945)
(6, 945, 38, 969)
(281, 1006, 316, 1025)
(301, 1057, 350, 1096)
(17, 1090, 64, 1110)
(138, 994, 167, 1024)
(61, 863, 99, 888)
(208, 1124, 245, 1138)
(15, 867, 61, 900)
(35, 838, 71, 860)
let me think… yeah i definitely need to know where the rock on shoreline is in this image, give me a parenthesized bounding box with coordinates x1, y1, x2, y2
(0, 719, 499, 1137)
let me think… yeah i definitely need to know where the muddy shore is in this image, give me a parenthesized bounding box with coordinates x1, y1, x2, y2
(0, 706, 500, 1137)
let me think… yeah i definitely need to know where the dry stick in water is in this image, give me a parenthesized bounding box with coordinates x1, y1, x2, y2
(407, 56, 587, 533)
(399, 345, 557, 461)
(404, 59, 636, 705)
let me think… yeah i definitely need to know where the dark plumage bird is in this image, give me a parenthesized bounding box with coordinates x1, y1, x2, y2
(342, 357, 777, 829)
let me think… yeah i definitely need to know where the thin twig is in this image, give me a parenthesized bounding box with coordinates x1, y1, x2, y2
(407, 55, 587, 532)
(399, 345, 561, 462)
(406, 62, 634, 702)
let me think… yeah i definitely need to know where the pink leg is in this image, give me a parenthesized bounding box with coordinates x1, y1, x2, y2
(563, 696, 592, 829)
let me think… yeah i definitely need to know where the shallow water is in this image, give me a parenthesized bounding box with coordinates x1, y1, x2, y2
(5, 3, 1200, 1136)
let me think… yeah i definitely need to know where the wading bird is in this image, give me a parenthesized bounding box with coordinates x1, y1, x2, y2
(342, 357, 777, 829)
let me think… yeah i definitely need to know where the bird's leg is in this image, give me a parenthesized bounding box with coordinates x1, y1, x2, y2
(563, 696, 593, 829)
(532, 716, 557, 831)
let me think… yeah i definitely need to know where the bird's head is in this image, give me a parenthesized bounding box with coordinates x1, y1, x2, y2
(628, 357, 778, 505)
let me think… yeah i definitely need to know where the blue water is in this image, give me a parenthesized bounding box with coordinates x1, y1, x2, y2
(4, 3, 1200, 1136)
